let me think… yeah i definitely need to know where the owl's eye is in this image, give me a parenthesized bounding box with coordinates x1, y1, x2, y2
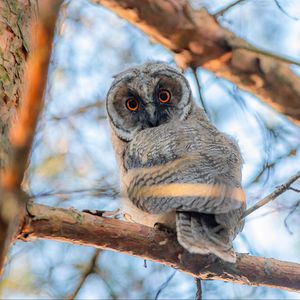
(158, 89, 171, 103)
(126, 98, 139, 111)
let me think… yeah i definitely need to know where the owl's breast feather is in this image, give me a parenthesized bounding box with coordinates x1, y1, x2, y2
(124, 120, 201, 170)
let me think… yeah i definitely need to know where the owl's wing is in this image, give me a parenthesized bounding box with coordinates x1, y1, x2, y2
(124, 115, 244, 215)
(125, 151, 245, 215)
(124, 119, 245, 214)
(124, 113, 245, 263)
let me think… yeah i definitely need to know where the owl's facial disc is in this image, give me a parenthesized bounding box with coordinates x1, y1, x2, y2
(106, 63, 193, 141)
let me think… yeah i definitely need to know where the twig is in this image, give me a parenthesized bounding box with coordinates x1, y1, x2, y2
(49, 101, 104, 121)
(214, 0, 247, 17)
(31, 186, 118, 200)
(195, 278, 202, 300)
(245, 146, 299, 188)
(290, 187, 300, 193)
(284, 200, 300, 235)
(67, 249, 102, 300)
(273, 0, 299, 21)
(154, 270, 176, 300)
(192, 68, 209, 116)
(94, 268, 118, 300)
(243, 171, 300, 218)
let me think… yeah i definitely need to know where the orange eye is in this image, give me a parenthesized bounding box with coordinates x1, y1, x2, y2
(158, 89, 171, 103)
(126, 98, 139, 111)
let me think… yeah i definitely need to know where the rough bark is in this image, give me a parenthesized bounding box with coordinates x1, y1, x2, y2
(92, 0, 300, 126)
(0, 0, 61, 275)
(0, 0, 32, 275)
(19, 203, 300, 293)
(0, 0, 31, 171)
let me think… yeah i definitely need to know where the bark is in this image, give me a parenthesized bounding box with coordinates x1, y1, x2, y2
(92, 0, 300, 126)
(0, 0, 31, 171)
(0, 0, 32, 275)
(0, 0, 61, 275)
(19, 203, 300, 293)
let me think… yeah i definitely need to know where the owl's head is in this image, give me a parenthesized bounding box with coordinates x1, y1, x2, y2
(106, 62, 193, 141)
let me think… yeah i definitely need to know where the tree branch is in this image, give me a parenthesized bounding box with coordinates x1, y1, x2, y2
(0, 0, 62, 275)
(18, 203, 300, 292)
(244, 170, 300, 218)
(91, 0, 300, 125)
(195, 278, 202, 300)
(214, 0, 247, 17)
(67, 249, 102, 300)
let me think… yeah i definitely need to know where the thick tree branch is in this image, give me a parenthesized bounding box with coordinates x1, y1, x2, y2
(91, 0, 300, 125)
(0, 0, 61, 275)
(19, 203, 300, 293)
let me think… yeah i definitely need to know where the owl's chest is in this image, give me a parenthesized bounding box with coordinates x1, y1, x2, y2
(124, 123, 204, 170)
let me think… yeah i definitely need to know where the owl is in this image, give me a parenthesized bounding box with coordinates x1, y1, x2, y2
(106, 62, 245, 263)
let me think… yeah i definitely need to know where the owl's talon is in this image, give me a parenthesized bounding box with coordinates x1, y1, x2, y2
(154, 222, 175, 234)
(123, 213, 136, 223)
(83, 209, 121, 219)
(83, 209, 103, 216)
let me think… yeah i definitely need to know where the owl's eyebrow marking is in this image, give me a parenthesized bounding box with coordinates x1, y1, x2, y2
(150, 69, 181, 78)
(112, 74, 135, 87)
(127, 88, 139, 97)
(127, 89, 147, 106)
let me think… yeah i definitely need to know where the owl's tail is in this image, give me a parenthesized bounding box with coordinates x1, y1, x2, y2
(176, 212, 236, 263)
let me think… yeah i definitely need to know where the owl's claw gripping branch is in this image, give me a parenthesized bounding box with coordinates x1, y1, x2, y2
(154, 222, 176, 235)
(82, 209, 121, 219)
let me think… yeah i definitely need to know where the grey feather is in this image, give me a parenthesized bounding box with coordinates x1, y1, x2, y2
(106, 62, 246, 263)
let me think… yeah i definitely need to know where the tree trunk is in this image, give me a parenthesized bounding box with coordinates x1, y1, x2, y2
(0, 0, 32, 170)
(0, 0, 33, 274)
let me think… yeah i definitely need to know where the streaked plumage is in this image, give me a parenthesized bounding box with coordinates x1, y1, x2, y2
(106, 62, 245, 263)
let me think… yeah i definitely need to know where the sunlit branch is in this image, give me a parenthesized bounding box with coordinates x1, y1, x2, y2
(18, 203, 300, 292)
(3, 0, 62, 191)
(92, 0, 300, 125)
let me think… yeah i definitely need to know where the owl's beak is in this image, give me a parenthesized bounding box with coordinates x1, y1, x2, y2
(146, 104, 159, 127)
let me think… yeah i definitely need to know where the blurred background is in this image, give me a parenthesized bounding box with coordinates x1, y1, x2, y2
(1, 0, 300, 298)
